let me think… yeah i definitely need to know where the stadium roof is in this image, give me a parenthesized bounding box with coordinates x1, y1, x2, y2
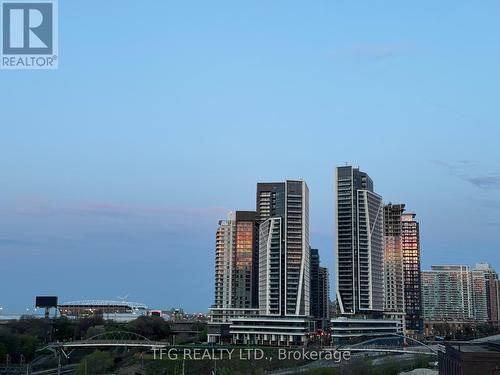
(59, 300, 148, 309)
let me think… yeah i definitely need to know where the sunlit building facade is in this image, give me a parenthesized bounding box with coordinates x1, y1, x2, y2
(209, 211, 260, 343)
(401, 211, 422, 333)
(384, 203, 405, 313)
(214, 211, 259, 310)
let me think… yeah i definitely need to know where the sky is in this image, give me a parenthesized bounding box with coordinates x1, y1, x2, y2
(1, 1, 500, 314)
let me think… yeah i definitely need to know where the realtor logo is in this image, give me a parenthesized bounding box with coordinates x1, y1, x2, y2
(1, 0, 58, 69)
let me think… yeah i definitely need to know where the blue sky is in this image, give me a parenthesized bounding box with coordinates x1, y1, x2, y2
(1, 1, 500, 313)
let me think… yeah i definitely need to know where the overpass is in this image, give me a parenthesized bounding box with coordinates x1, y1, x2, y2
(41, 331, 167, 358)
(332, 333, 438, 356)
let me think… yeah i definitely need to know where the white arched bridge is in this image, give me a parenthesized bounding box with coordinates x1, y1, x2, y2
(40, 331, 438, 359)
(41, 331, 167, 358)
(333, 333, 438, 356)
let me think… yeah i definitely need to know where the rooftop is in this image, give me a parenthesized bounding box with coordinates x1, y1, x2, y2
(59, 300, 148, 309)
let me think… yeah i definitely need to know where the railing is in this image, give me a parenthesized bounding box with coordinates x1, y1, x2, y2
(334, 333, 438, 355)
(0, 365, 75, 375)
(49, 339, 166, 348)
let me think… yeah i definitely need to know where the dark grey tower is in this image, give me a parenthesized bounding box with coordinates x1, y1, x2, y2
(310, 248, 320, 317)
(310, 248, 330, 329)
(336, 166, 384, 315)
(257, 181, 310, 316)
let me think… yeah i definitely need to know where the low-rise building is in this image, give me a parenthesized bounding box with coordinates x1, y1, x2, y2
(438, 340, 500, 375)
(229, 316, 314, 346)
(331, 316, 403, 344)
(207, 307, 259, 343)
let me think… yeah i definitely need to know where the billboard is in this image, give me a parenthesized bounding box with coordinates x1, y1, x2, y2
(35, 296, 58, 308)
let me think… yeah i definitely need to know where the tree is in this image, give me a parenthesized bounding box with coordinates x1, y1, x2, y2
(477, 323, 499, 338)
(19, 335, 37, 361)
(191, 322, 207, 342)
(9, 317, 51, 342)
(85, 326, 106, 339)
(0, 328, 21, 362)
(198, 326, 208, 342)
(461, 323, 474, 339)
(53, 317, 75, 341)
(0, 343, 7, 363)
(433, 322, 453, 339)
(75, 350, 114, 375)
(75, 317, 105, 340)
(126, 316, 171, 340)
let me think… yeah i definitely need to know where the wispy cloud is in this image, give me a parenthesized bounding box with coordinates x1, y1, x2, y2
(0, 201, 230, 252)
(485, 222, 500, 228)
(481, 200, 500, 209)
(0, 238, 37, 247)
(72, 203, 229, 218)
(430, 159, 479, 169)
(1, 200, 230, 219)
(430, 160, 500, 190)
(461, 175, 500, 190)
(457, 160, 479, 166)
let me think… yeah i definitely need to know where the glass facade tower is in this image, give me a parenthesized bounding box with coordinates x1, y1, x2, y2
(422, 265, 474, 321)
(214, 211, 259, 309)
(401, 212, 422, 333)
(384, 203, 406, 313)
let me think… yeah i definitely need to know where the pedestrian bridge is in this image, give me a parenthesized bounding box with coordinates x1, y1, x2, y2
(333, 333, 438, 356)
(41, 331, 167, 358)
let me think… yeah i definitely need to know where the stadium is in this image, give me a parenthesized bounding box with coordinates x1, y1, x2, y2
(58, 300, 149, 322)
